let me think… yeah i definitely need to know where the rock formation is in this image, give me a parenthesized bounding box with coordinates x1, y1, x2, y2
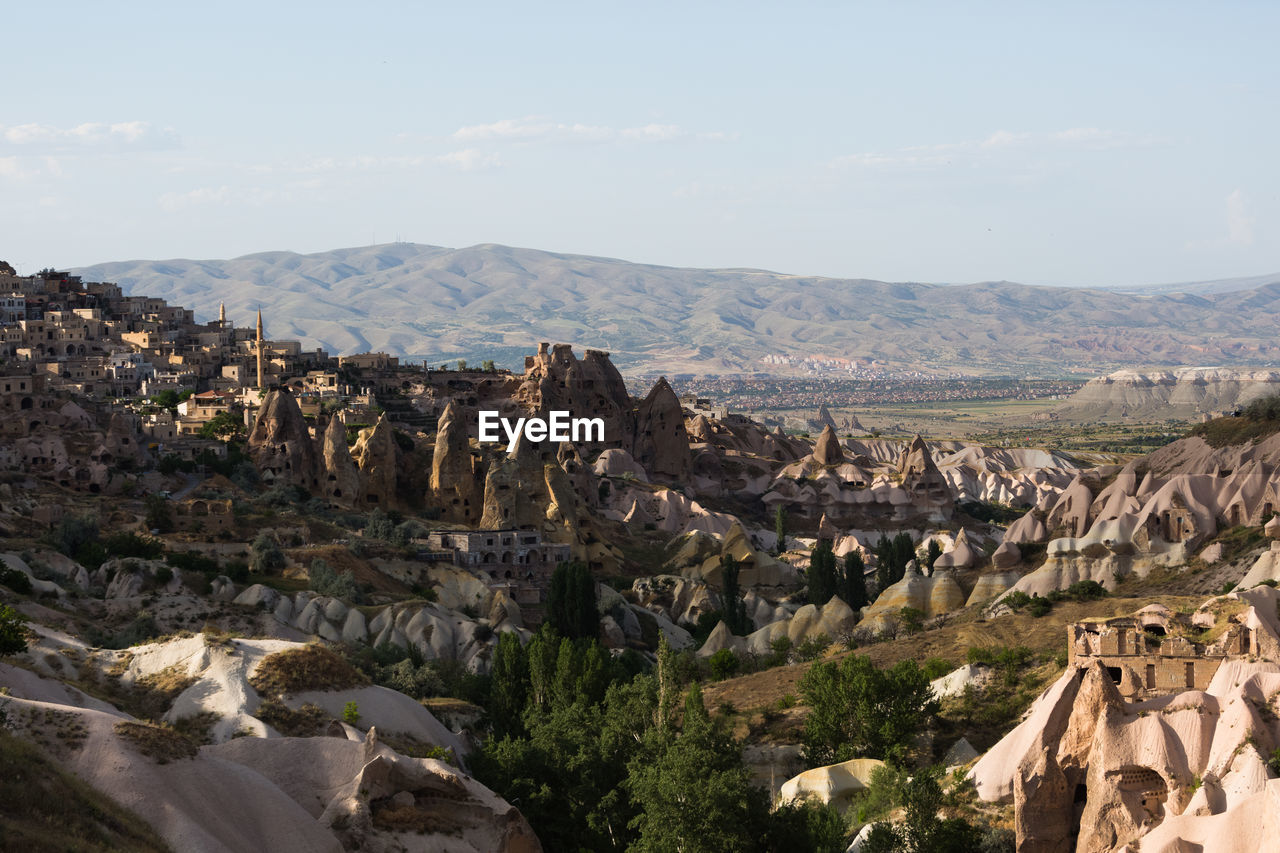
(247, 388, 319, 490)
(971, 588, 1280, 852)
(351, 414, 399, 510)
(319, 414, 360, 508)
(628, 377, 692, 481)
(430, 400, 484, 524)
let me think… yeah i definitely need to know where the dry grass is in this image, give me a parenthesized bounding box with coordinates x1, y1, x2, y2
(255, 698, 328, 737)
(250, 643, 370, 695)
(0, 729, 172, 853)
(701, 594, 1206, 730)
(170, 711, 222, 746)
(370, 799, 465, 836)
(113, 721, 199, 763)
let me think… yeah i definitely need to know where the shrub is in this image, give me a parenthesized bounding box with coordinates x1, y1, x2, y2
(922, 657, 952, 681)
(308, 559, 358, 601)
(708, 648, 740, 681)
(795, 633, 831, 662)
(0, 567, 32, 595)
(249, 644, 370, 695)
(343, 701, 361, 725)
(0, 605, 29, 657)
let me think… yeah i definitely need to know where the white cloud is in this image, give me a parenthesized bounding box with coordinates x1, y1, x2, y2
(158, 185, 284, 212)
(620, 124, 685, 142)
(1, 121, 179, 151)
(435, 149, 503, 171)
(1226, 189, 1254, 246)
(453, 116, 726, 145)
(833, 127, 1156, 169)
(454, 116, 611, 143)
(0, 157, 26, 179)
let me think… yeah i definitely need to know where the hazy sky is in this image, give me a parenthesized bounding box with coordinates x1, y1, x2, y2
(3, 1, 1276, 287)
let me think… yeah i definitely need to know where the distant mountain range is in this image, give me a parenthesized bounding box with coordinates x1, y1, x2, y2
(74, 244, 1280, 377)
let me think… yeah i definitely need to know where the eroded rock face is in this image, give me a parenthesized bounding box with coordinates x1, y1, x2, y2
(515, 343, 632, 453)
(971, 589, 1280, 853)
(812, 425, 846, 466)
(352, 415, 399, 510)
(431, 401, 483, 524)
(898, 434, 953, 520)
(247, 388, 319, 490)
(319, 415, 360, 508)
(628, 377, 692, 482)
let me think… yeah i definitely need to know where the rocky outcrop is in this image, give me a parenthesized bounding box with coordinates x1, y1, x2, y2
(628, 377, 692, 481)
(812, 425, 845, 466)
(898, 435, 954, 520)
(351, 415, 399, 510)
(430, 400, 483, 524)
(319, 415, 360, 508)
(971, 588, 1280, 853)
(1054, 367, 1280, 422)
(247, 388, 319, 490)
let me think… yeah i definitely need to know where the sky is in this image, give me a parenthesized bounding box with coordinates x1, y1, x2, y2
(2, 1, 1277, 287)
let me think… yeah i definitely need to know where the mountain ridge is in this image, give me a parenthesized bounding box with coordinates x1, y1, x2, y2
(73, 243, 1280, 376)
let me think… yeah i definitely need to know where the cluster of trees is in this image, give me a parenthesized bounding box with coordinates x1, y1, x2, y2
(545, 562, 599, 640)
(798, 653, 939, 766)
(474, 631, 846, 852)
(806, 542, 868, 610)
(873, 532, 917, 591)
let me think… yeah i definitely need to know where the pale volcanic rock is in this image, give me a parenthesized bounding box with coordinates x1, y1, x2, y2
(859, 561, 965, 630)
(930, 663, 994, 701)
(247, 388, 320, 490)
(927, 569, 966, 615)
(934, 528, 979, 569)
(812, 425, 846, 466)
(965, 571, 1022, 606)
(319, 414, 360, 508)
(628, 377, 693, 481)
(1055, 367, 1280, 421)
(592, 447, 650, 479)
(778, 757, 885, 810)
(972, 590, 1280, 852)
(1005, 510, 1050, 545)
(990, 540, 1023, 569)
(351, 414, 399, 510)
(430, 400, 483, 524)
(1045, 475, 1097, 538)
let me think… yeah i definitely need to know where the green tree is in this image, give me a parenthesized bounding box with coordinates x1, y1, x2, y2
(923, 539, 943, 573)
(0, 605, 28, 657)
(488, 631, 529, 739)
(456, 359, 468, 371)
(481, 359, 496, 372)
(808, 540, 837, 606)
(144, 494, 173, 534)
(860, 767, 983, 853)
(799, 654, 939, 766)
(842, 550, 868, 610)
(720, 554, 749, 635)
(774, 506, 788, 555)
(546, 562, 598, 640)
(626, 683, 761, 853)
(198, 410, 246, 441)
(308, 559, 358, 601)
(249, 531, 284, 574)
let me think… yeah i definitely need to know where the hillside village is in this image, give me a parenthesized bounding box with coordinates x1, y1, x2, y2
(3, 264, 1280, 852)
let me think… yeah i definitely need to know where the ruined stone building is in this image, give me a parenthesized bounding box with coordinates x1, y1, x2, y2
(1067, 602, 1257, 699)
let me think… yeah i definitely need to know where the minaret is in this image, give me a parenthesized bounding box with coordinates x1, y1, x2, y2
(255, 309, 264, 390)
(219, 301, 226, 327)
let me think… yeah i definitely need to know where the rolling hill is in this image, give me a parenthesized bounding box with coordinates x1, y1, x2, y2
(74, 243, 1280, 377)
